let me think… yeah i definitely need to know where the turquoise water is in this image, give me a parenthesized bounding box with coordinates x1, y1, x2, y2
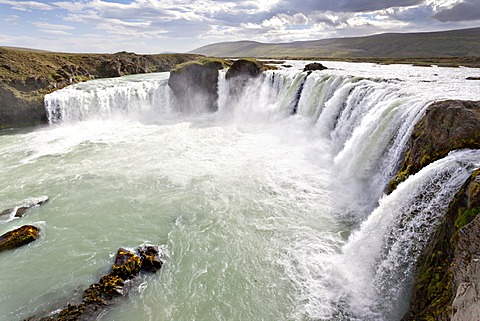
(0, 117, 342, 320)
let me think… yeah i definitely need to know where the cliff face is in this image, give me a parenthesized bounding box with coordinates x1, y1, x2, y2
(397, 101, 480, 320)
(0, 48, 203, 129)
(388, 100, 480, 193)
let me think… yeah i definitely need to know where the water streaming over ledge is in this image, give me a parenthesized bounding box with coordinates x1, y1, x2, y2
(1, 61, 480, 321)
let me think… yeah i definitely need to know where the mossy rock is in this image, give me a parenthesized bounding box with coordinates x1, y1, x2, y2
(112, 248, 142, 280)
(30, 245, 162, 321)
(138, 244, 163, 273)
(225, 58, 264, 80)
(0, 225, 40, 252)
(402, 169, 480, 320)
(388, 100, 480, 194)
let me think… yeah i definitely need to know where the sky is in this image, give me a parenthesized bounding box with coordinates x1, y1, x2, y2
(0, 0, 479, 53)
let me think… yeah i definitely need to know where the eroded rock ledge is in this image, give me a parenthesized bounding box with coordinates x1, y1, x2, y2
(393, 100, 480, 320)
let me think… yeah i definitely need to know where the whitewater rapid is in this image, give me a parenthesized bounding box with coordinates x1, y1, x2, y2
(1, 61, 479, 321)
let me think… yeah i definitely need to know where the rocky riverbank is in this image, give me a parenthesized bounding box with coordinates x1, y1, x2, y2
(0, 48, 203, 129)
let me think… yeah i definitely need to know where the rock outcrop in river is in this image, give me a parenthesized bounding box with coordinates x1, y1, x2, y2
(0, 225, 40, 252)
(396, 100, 480, 320)
(30, 245, 163, 321)
(168, 58, 229, 112)
(0, 48, 203, 129)
(225, 59, 265, 96)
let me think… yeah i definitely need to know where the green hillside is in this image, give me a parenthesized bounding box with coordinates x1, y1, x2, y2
(191, 27, 480, 58)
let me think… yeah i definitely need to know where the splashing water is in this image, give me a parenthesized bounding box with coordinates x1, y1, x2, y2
(1, 61, 479, 321)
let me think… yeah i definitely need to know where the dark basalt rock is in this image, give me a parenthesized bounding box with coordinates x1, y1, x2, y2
(225, 59, 263, 80)
(225, 59, 265, 97)
(138, 245, 163, 273)
(388, 100, 480, 193)
(303, 62, 327, 72)
(0, 225, 40, 252)
(29, 245, 164, 321)
(466, 76, 480, 80)
(168, 59, 226, 112)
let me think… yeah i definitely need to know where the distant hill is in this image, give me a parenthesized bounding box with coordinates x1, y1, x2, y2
(0, 46, 50, 52)
(191, 27, 480, 58)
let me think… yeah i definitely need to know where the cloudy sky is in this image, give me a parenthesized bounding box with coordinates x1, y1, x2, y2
(0, 0, 479, 53)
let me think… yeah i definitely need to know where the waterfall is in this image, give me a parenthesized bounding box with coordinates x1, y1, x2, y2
(45, 73, 172, 123)
(40, 62, 479, 320)
(333, 149, 480, 320)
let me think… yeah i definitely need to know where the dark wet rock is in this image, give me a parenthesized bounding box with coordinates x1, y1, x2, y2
(466, 76, 480, 80)
(168, 58, 227, 112)
(225, 59, 263, 80)
(388, 100, 480, 193)
(0, 225, 40, 252)
(1, 196, 49, 220)
(138, 245, 163, 273)
(29, 244, 164, 321)
(224, 59, 264, 97)
(303, 62, 327, 72)
(112, 248, 142, 280)
(402, 169, 480, 321)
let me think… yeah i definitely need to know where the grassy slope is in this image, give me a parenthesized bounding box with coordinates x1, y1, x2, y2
(191, 27, 480, 60)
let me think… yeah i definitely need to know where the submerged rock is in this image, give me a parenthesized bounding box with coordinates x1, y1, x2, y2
(168, 58, 227, 112)
(29, 244, 163, 321)
(388, 100, 480, 193)
(1, 196, 49, 220)
(0, 225, 40, 252)
(303, 62, 327, 72)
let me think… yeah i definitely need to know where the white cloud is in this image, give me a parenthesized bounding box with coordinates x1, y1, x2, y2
(2, 14, 20, 24)
(33, 21, 76, 30)
(0, 0, 53, 11)
(38, 29, 72, 35)
(52, 1, 87, 12)
(1, 0, 479, 53)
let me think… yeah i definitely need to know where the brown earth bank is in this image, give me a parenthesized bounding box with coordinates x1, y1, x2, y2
(391, 100, 480, 320)
(0, 47, 203, 129)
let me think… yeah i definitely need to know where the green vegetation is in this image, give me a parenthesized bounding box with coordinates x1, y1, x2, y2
(171, 57, 231, 72)
(405, 169, 480, 320)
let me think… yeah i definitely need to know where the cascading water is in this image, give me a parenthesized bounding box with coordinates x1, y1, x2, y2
(2, 61, 479, 321)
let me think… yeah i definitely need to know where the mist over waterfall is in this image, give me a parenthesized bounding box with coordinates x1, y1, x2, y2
(2, 61, 479, 321)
